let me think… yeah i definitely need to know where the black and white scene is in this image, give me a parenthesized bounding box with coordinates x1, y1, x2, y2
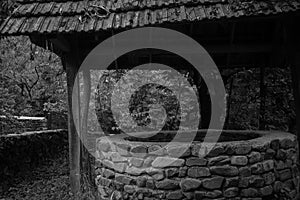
(0, 0, 300, 199)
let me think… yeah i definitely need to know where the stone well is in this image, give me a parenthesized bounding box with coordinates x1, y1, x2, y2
(95, 130, 299, 200)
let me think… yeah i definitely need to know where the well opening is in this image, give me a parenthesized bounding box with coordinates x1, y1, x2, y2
(124, 130, 261, 143)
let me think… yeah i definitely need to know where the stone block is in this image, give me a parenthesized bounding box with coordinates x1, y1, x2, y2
(152, 157, 185, 168)
(180, 178, 201, 191)
(224, 187, 239, 198)
(112, 162, 127, 173)
(166, 190, 183, 200)
(231, 156, 248, 166)
(240, 188, 259, 197)
(239, 166, 251, 177)
(275, 160, 286, 170)
(130, 145, 148, 158)
(197, 190, 222, 198)
(280, 138, 295, 149)
(165, 168, 179, 178)
(151, 171, 165, 181)
(112, 181, 124, 190)
(239, 177, 250, 188)
(183, 192, 194, 200)
(263, 172, 275, 185)
(98, 176, 112, 187)
(102, 159, 114, 169)
(270, 139, 280, 150)
(178, 166, 188, 177)
(252, 142, 269, 152)
(143, 156, 155, 167)
(116, 143, 131, 156)
(210, 165, 239, 176)
(207, 145, 225, 157)
(103, 168, 115, 178)
(148, 145, 166, 156)
(248, 151, 262, 164)
(146, 179, 155, 189)
(126, 167, 145, 176)
(224, 177, 239, 188)
(233, 143, 251, 155)
(156, 179, 179, 190)
(208, 156, 230, 166)
(278, 169, 292, 181)
(262, 160, 274, 172)
(263, 149, 276, 160)
(115, 174, 133, 185)
(187, 167, 210, 178)
(124, 185, 136, 194)
(249, 175, 265, 187)
(110, 152, 127, 162)
(273, 181, 283, 193)
(284, 179, 295, 190)
(136, 176, 147, 187)
(276, 149, 287, 160)
(286, 148, 296, 159)
(167, 145, 191, 158)
(97, 139, 111, 152)
(250, 163, 263, 174)
(259, 185, 273, 196)
(202, 176, 224, 189)
(186, 157, 207, 166)
(129, 157, 144, 167)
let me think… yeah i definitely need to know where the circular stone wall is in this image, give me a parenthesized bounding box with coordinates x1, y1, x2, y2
(95, 131, 299, 200)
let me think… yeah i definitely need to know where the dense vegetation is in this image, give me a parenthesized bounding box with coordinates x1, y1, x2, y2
(0, 36, 67, 134)
(0, 35, 296, 134)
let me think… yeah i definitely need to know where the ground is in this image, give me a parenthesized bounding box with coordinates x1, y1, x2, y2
(0, 149, 72, 200)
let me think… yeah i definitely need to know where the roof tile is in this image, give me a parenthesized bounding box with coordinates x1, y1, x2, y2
(51, 2, 64, 15)
(132, 11, 139, 27)
(84, 17, 96, 32)
(40, 2, 55, 15)
(32, 16, 45, 32)
(95, 18, 103, 31)
(150, 9, 157, 24)
(114, 13, 122, 29)
(47, 16, 62, 33)
(40, 17, 52, 33)
(1, 0, 300, 35)
(8, 17, 25, 34)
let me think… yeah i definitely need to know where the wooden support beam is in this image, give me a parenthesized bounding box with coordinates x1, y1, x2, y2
(63, 52, 81, 198)
(259, 65, 266, 130)
(285, 18, 300, 166)
(291, 57, 300, 132)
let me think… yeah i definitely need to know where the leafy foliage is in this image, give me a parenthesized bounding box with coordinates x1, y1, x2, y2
(0, 36, 67, 134)
(222, 67, 295, 132)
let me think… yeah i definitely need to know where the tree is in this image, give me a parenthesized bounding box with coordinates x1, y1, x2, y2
(0, 36, 67, 133)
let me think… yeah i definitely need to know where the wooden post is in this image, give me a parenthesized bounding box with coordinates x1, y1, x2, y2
(193, 69, 211, 129)
(64, 53, 81, 198)
(291, 57, 300, 146)
(285, 19, 300, 164)
(259, 66, 266, 130)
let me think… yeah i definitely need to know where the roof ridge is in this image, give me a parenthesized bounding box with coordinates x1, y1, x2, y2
(13, 0, 229, 17)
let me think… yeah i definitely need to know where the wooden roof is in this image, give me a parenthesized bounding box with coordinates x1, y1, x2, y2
(1, 0, 299, 35)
